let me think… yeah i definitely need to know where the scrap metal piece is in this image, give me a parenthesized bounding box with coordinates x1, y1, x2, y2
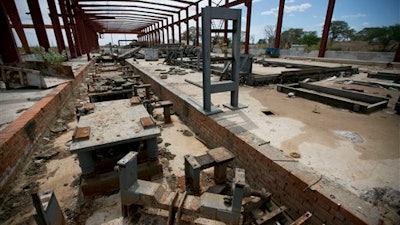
(255, 206, 287, 225)
(140, 117, 155, 128)
(32, 191, 65, 225)
(290, 211, 312, 225)
(73, 127, 90, 141)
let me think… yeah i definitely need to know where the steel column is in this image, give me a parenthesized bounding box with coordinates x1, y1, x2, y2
(161, 20, 165, 44)
(224, 0, 228, 44)
(166, 21, 170, 43)
(186, 8, 190, 45)
(59, 0, 76, 58)
(171, 16, 175, 43)
(0, 1, 20, 63)
(27, 0, 50, 51)
(394, 42, 400, 62)
(3, 0, 30, 54)
(274, 0, 285, 48)
(178, 13, 181, 44)
(74, 11, 90, 60)
(319, 0, 336, 57)
(195, 3, 199, 46)
(65, 0, 81, 56)
(244, 0, 252, 54)
(47, 0, 65, 53)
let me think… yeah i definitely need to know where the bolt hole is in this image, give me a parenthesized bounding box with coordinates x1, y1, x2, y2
(262, 110, 274, 116)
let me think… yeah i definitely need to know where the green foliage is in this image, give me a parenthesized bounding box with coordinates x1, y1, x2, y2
(281, 28, 303, 48)
(329, 21, 354, 41)
(29, 46, 66, 64)
(355, 24, 400, 50)
(299, 31, 320, 47)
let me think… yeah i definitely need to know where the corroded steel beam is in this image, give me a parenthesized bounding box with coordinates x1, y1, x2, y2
(0, 1, 20, 63)
(319, 0, 335, 57)
(27, 0, 50, 51)
(274, 0, 285, 49)
(48, 0, 66, 53)
(2, 0, 30, 53)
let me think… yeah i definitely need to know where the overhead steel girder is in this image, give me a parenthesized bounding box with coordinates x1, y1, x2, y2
(94, 18, 160, 26)
(78, 0, 186, 10)
(85, 12, 168, 20)
(27, 0, 50, 51)
(78, 4, 180, 14)
(2, 0, 31, 54)
(83, 8, 174, 18)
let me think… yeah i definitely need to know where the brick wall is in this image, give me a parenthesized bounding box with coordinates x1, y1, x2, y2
(132, 65, 371, 225)
(0, 61, 93, 194)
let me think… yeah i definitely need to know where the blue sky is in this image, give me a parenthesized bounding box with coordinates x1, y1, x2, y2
(236, 0, 400, 41)
(13, 0, 400, 47)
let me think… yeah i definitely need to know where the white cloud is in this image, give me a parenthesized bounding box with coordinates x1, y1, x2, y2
(261, 3, 311, 16)
(342, 13, 367, 19)
(253, 0, 263, 2)
(362, 22, 370, 26)
(286, 0, 296, 3)
(261, 7, 278, 15)
(285, 3, 312, 13)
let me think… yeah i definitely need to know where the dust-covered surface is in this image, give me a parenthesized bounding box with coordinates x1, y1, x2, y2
(1, 57, 399, 224)
(128, 58, 400, 221)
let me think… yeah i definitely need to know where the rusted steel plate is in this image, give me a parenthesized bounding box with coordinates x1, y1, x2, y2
(140, 117, 155, 128)
(74, 127, 91, 141)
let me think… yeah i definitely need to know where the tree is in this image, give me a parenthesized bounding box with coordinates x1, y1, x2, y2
(356, 24, 400, 50)
(281, 28, 303, 48)
(264, 25, 276, 47)
(257, 39, 266, 44)
(181, 26, 198, 45)
(299, 31, 320, 48)
(329, 21, 352, 42)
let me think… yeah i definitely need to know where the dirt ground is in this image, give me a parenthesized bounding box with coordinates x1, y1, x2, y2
(0, 86, 217, 225)
(1, 59, 399, 224)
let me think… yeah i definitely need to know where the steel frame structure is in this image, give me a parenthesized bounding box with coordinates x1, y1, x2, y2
(1, 0, 398, 63)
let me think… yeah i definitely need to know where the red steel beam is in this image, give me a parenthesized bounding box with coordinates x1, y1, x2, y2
(244, 0, 252, 54)
(72, 0, 90, 60)
(3, 0, 30, 54)
(78, 0, 186, 10)
(59, 0, 76, 58)
(27, 0, 50, 51)
(65, 0, 81, 56)
(171, 16, 175, 43)
(0, 1, 20, 63)
(224, 0, 228, 44)
(178, 13, 181, 44)
(47, 0, 66, 53)
(394, 42, 400, 62)
(274, 0, 285, 48)
(195, 3, 199, 46)
(185, 8, 189, 45)
(319, 0, 335, 57)
(79, 4, 179, 14)
(83, 8, 174, 17)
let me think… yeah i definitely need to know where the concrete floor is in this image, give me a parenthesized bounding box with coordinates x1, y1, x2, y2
(1, 56, 399, 224)
(127, 58, 400, 201)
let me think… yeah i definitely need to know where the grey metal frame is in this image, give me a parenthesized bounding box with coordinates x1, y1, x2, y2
(201, 6, 246, 114)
